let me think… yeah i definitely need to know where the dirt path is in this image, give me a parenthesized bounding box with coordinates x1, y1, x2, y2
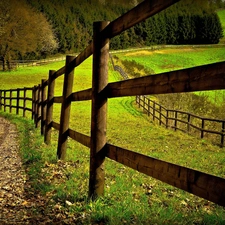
(0, 117, 52, 225)
(0, 117, 29, 224)
(0, 117, 81, 224)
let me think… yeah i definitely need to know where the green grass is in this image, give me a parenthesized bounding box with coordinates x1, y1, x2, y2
(115, 46, 225, 104)
(1, 51, 225, 224)
(116, 47, 225, 74)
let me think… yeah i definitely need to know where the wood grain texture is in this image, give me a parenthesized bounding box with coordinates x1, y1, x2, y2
(68, 129, 91, 148)
(106, 144, 225, 206)
(107, 61, 225, 97)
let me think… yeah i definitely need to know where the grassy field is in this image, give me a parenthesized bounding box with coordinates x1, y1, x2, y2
(115, 46, 225, 104)
(1, 50, 225, 224)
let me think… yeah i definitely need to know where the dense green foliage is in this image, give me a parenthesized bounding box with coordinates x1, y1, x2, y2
(27, 0, 223, 55)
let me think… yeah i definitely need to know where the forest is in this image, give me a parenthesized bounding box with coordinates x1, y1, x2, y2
(0, 0, 224, 68)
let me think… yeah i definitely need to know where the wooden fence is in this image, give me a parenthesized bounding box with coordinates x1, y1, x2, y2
(136, 95, 225, 147)
(1, 0, 225, 206)
(0, 57, 66, 70)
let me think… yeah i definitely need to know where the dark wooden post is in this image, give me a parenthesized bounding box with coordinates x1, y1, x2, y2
(36, 84, 41, 128)
(57, 56, 75, 160)
(159, 105, 162, 125)
(23, 88, 27, 117)
(187, 113, 191, 133)
(89, 21, 109, 200)
(4, 91, 6, 112)
(0, 90, 2, 111)
(32, 86, 35, 120)
(153, 101, 155, 121)
(10, 90, 12, 113)
(221, 121, 225, 147)
(166, 110, 169, 128)
(201, 119, 205, 139)
(45, 70, 56, 144)
(16, 88, 20, 115)
(33, 86, 37, 123)
(174, 111, 177, 131)
(148, 98, 150, 116)
(41, 79, 47, 135)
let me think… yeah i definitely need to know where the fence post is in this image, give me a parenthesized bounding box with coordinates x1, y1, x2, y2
(16, 88, 20, 115)
(221, 121, 225, 147)
(45, 70, 56, 144)
(0, 90, 2, 111)
(166, 110, 169, 128)
(148, 98, 150, 116)
(23, 88, 26, 117)
(89, 21, 110, 200)
(41, 79, 47, 135)
(32, 86, 35, 120)
(4, 91, 6, 112)
(33, 86, 37, 123)
(153, 101, 155, 121)
(57, 56, 75, 159)
(10, 90, 12, 113)
(36, 84, 41, 128)
(159, 105, 162, 125)
(174, 111, 177, 131)
(201, 119, 205, 139)
(187, 114, 191, 133)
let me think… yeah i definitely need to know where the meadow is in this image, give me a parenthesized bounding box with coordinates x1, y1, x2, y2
(1, 48, 225, 224)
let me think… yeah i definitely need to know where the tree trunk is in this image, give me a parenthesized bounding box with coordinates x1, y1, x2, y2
(2, 57, 6, 71)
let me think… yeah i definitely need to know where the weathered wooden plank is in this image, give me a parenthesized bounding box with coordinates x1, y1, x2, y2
(102, 0, 180, 39)
(53, 96, 63, 103)
(53, 43, 93, 80)
(89, 21, 109, 200)
(71, 42, 93, 68)
(107, 61, 225, 97)
(68, 129, 91, 148)
(106, 144, 225, 206)
(52, 121, 60, 131)
(71, 88, 92, 101)
(53, 66, 66, 79)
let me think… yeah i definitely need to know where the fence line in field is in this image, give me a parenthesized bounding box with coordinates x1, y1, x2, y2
(1, 0, 225, 207)
(136, 95, 225, 147)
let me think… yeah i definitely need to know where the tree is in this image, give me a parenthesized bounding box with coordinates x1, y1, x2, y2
(0, 0, 58, 70)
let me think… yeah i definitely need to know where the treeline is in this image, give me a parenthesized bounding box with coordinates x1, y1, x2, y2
(27, 0, 140, 54)
(24, 0, 225, 55)
(27, 0, 223, 55)
(135, 1, 224, 45)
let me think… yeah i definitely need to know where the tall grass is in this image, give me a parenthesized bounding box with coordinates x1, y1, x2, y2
(1, 51, 225, 224)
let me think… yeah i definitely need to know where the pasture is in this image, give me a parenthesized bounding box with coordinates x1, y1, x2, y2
(1, 47, 225, 224)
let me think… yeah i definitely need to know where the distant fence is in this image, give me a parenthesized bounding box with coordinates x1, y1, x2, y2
(136, 95, 225, 147)
(0, 56, 66, 70)
(1, 0, 225, 207)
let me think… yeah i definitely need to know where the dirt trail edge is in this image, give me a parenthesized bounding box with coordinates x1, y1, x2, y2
(0, 117, 80, 225)
(0, 117, 53, 225)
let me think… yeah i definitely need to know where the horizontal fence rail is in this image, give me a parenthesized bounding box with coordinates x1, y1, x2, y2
(136, 95, 225, 147)
(1, 0, 225, 208)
